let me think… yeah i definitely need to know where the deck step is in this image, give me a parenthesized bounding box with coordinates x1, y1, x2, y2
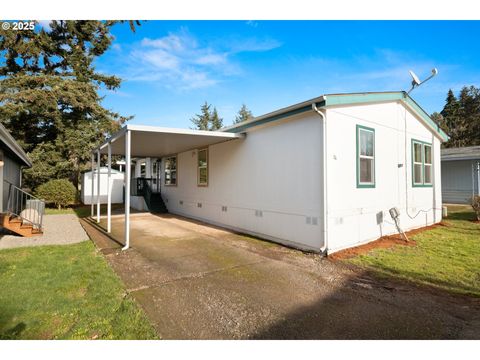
(0, 213, 42, 237)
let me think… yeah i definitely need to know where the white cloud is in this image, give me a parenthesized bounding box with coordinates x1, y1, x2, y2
(124, 29, 281, 91)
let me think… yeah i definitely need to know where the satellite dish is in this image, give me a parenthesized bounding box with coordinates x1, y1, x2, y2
(409, 70, 421, 86)
(407, 68, 438, 94)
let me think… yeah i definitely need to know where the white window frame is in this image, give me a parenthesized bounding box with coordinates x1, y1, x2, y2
(164, 155, 177, 186)
(356, 125, 375, 188)
(197, 148, 208, 187)
(423, 144, 433, 185)
(412, 139, 433, 187)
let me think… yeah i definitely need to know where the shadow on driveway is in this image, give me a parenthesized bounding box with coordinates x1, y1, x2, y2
(81, 213, 480, 339)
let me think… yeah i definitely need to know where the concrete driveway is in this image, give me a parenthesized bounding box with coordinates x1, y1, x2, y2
(82, 213, 480, 339)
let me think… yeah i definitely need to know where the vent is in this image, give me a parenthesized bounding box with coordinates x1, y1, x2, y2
(312, 217, 318, 226)
(255, 210, 263, 217)
(221, 206, 227, 212)
(197, 202, 202, 208)
(179, 200, 183, 205)
(306, 216, 311, 225)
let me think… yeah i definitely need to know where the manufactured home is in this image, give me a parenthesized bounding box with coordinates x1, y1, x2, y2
(90, 91, 448, 254)
(441, 146, 480, 204)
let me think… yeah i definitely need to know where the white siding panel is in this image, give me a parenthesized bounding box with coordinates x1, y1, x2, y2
(162, 113, 325, 251)
(326, 101, 443, 253)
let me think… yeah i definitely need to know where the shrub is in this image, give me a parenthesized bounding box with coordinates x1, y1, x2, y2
(472, 195, 480, 221)
(36, 179, 77, 209)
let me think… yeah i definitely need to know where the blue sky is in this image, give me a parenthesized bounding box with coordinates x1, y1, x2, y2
(95, 21, 480, 128)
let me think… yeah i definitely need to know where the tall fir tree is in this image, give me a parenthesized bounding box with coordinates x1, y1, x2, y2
(210, 107, 223, 130)
(0, 20, 137, 189)
(439, 87, 480, 148)
(190, 102, 223, 131)
(190, 102, 211, 130)
(234, 104, 253, 124)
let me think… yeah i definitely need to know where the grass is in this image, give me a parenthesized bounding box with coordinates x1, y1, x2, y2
(0, 241, 158, 339)
(346, 205, 480, 297)
(45, 204, 123, 218)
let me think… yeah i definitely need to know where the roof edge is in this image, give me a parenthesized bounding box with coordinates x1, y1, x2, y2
(0, 123, 32, 167)
(223, 91, 449, 142)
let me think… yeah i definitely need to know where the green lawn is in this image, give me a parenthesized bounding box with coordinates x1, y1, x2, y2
(0, 241, 158, 339)
(346, 205, 480, 297)
(45, 204, 123, 218)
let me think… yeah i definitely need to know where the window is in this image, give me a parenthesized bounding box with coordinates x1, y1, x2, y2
(197, 148, 208, 186)
(356, 125, 375, 188)
(424, 144, 432, 185)
(412, 140, 433, 187)
(164, 156, 177, 186)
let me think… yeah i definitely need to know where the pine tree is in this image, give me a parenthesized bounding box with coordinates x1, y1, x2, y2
(0, 20, 137, 189)
(234, 104, 253, 124)
(210, 107, 223, 130)
(190, 102, 211, 130)
(190, 102, 223, 131)
(439, 87, 480, 148)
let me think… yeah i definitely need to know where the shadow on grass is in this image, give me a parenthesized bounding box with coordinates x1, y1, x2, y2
(0, 322, 26, 340)
(447, 210, 477, 221)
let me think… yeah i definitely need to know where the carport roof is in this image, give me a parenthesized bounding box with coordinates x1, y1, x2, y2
(95, 124, 244, 157)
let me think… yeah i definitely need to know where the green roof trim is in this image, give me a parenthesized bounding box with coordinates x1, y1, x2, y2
(223, 91, 449, 142)
(324, 92, 403, 106)
(225, 101, 325, 133)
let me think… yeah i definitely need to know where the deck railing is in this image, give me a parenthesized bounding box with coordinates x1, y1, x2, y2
(4, 180, 45, 230)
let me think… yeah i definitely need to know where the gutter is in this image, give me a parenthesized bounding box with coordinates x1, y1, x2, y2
(312, 97, 328, 255)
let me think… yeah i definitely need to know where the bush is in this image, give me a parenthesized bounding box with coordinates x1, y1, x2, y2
(36, 179, 77, 209)
(472, 195, 480, 221)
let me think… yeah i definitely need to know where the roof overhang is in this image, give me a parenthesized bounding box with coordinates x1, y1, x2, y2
(94, 124, 244, 157)
(441, 146, 480, 161)
(222, 91, 450, 142)
(0, 123, 32, 167)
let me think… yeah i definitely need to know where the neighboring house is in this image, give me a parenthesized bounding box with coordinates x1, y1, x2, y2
(441, 146, 480, 204)
(92, 91, 448, 254)
(0, 123, 44, 236)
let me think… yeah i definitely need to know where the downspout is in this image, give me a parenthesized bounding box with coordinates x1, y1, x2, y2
(312, 99, 328, 255)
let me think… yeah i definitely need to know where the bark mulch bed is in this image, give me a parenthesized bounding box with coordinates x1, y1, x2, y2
(329, 223, 447, 260)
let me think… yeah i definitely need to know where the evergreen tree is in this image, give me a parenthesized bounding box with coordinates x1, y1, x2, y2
(190, 102, 223, 131)
(210, 107, 223, 130)
(234, 104, 253, 124)
(190, 102, 211, 130)
(439, 87, 480, 148)
(0, 20, 137, 189)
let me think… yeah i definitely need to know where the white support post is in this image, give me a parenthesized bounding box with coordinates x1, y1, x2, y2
(122, 130, 131, 251)
(107, 143, 112, 233)
(146, 157, 152, 178)
(91, 153, 94, 217)
(135, 159, 142, 178)
(96, 150, 101, 223)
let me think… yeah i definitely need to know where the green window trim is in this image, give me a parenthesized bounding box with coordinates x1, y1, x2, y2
(356, 124, 376, 188)
(411, 139, 433, 188)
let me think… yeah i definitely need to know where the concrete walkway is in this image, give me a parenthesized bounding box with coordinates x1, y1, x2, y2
(0, 214, 88, 250)
(82, 213, 480, 340)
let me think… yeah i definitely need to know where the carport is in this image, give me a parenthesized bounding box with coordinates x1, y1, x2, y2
(90, 124, 244, 249)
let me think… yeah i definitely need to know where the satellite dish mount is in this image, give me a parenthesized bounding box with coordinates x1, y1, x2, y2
(407, 68, 438, 94)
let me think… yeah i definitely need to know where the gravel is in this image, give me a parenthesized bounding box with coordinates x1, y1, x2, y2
(0, 214, 88, 250)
